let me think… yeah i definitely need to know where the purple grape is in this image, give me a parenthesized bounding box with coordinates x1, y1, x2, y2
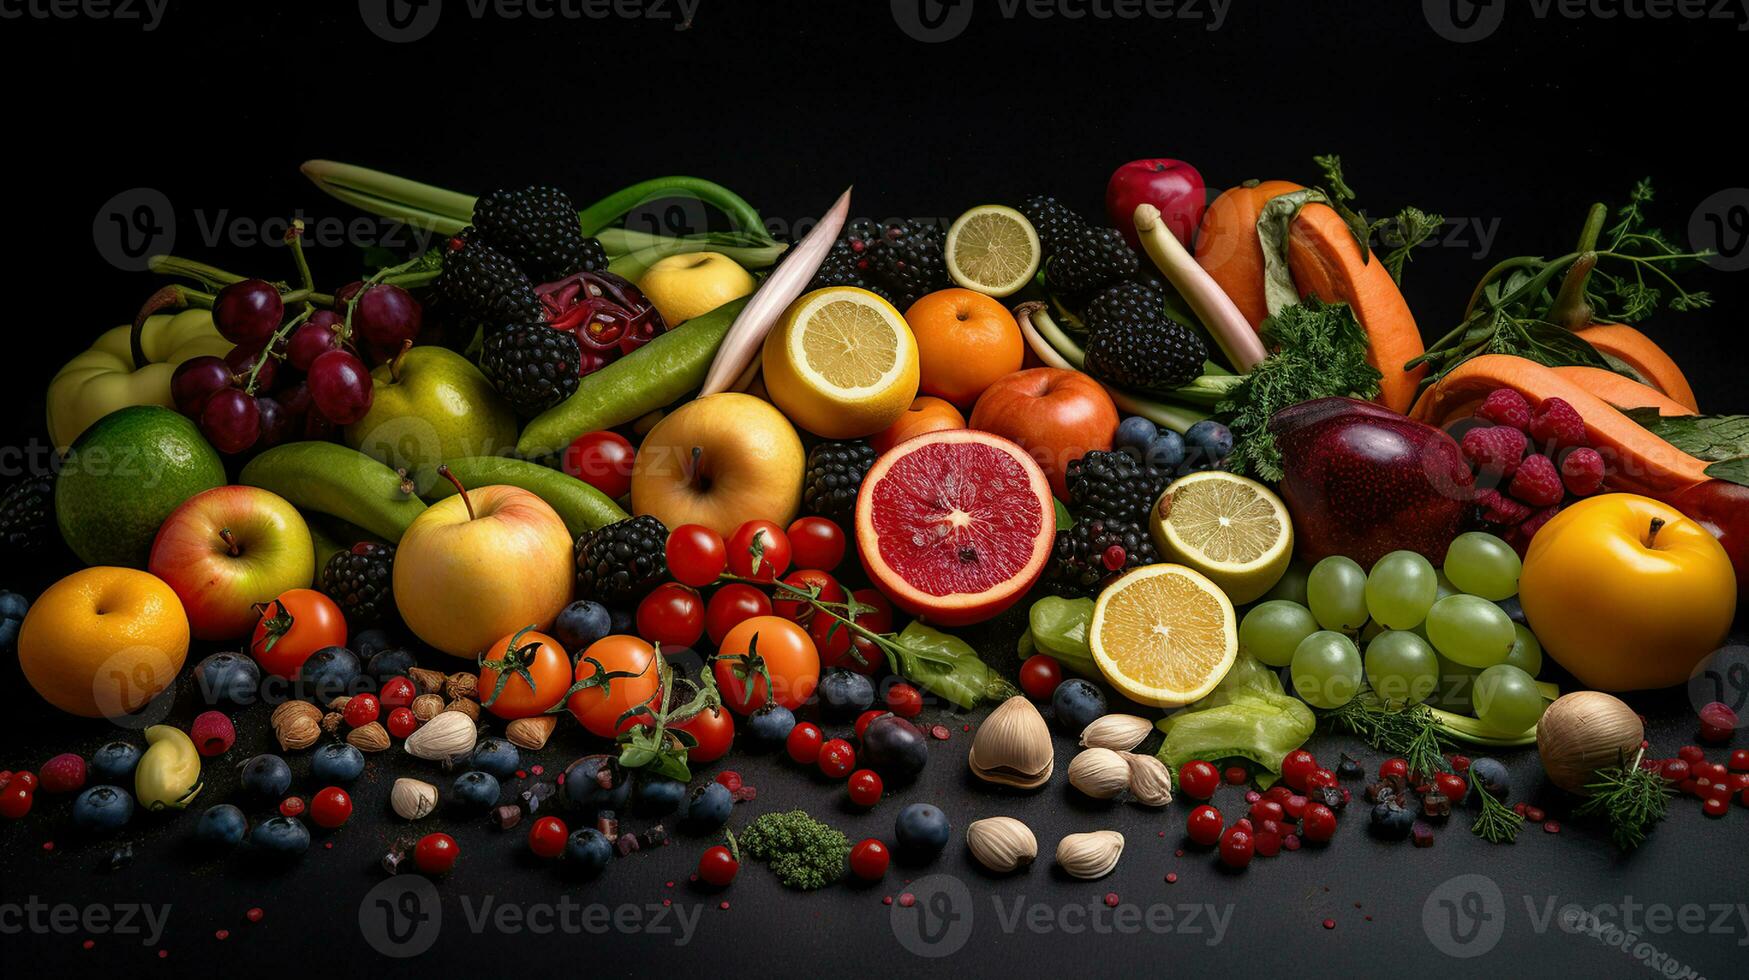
(171, 356, 233, 416)
(212, 280, 283, 345)
(225, 342, 276, 392)
(308, 349, 373, 425)
(287, 312, 343, 371)
(199, 388, 261, 454)
(353, 284, 423, 362)
(255, 395, 292, 448)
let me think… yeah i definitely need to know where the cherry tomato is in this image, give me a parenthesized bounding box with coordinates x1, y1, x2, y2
(726, 520, 791, 581)
(1219, 827, 1254, 868)
(786, 516, 846, 571)
(343, 693, 380, 728)
(818, 738, 856, 778)
(386, 707, 417, 739)
(636, 583, 705, 649)
(848, 838, 889, 880)
(884, 682, 923, 718)
(479, 627, 575, 720)
(1018, 654, 1064, 701)
(773, 569, 843, 627)
(528, 816, 568, 859)
(415, 833, 459, 874)
(1304, 767, 1338, 792)
(697, 844, 739, 886)
(705, 584, 771, 646)
(1248, 800, 1284, 825)
(250, 589, 347, 678)
(1378, 757, 1409, 780)
(566, 636, 660, 737)
(1435, 772, 1468, 804)
(786, 722, 824, 764)
(813, 589, 892, 675)
(379, 676, 416, 711)
(854, 710, 885, 742)
(1177, 760, 1219, 800)
(1301, 803, 1337, 843)
(0, 784, 33, 819)
(847, 769, 883, 806)
(562, 430, 635, 500)
(310, 787, 353, 829)
(666, 524, 727, 588)
(673, 705, 734, 763)
(714, 616, 819, 714)
(1186, 804, 1223, 846)
(1280, 749, 1317, 791)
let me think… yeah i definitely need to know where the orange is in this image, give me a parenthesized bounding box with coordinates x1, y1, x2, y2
(903, 288, 1025, 408)
(18, 567, 190, 718)
(871, 396, 966, 455)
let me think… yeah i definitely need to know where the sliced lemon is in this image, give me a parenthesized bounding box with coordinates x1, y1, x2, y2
(1090, 563, 1237, 708)
(1149, 471, 1293, 605)
(761, 286, 919, 439)
(945, 205, 1041, 298)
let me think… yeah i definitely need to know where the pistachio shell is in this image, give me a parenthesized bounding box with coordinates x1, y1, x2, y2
(1055, 830, 1124, 879)
(1078, 714, 1153, 752)
(1067, 747, 1131, 799)
(969, 696, 1054, 790)
(1123, 752, 1174, 806)
(966, 816, 1038, 873)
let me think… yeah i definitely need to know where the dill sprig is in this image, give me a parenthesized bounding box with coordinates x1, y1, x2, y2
(1471, 784, 1525, 844)
(1575, 747, 1672, 851)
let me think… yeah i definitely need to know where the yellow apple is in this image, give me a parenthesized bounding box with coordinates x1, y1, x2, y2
(631, 392, 804, 538)
(637, 251, 756, 326)
(393, 484, 574, 657)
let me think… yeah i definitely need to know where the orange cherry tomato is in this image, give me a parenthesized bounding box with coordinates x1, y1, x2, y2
(249, 588, 347, 678)
(478, 627, 574, 720)
(566, 635, 661, 737)
(713, 615, 819, 714)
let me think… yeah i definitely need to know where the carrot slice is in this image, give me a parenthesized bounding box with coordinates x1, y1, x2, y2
(1573, 322, 1699, 412)
(1193, 180, 1304, 330)
(1549, 366, 1696, 417)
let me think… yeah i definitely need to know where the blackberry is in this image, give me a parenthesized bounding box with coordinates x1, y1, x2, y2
(1065, 450, 1171, 526)
(436, 230, 543, 327)
(1044, 519, 1158, 597)
(473, 185, 607, 282)
(320, 542, 396, 627)
(1083, 279, 1205, 393)
(1046, 225, 1139, 294)
(479, 324, 582, 416)
(867, 219, 948, 310)
(574, 515, 669, 605)
(0, 475, 54, 555)
(1018, 195, 1085, 253)
(802, 440, 876, 523)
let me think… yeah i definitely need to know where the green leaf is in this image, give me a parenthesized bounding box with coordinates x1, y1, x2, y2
(1621, 409, 1749, 462)
(1703, 457, 1749, 487)
(1501, 320, 1615, 372)
(1053, 497, 1073, 531)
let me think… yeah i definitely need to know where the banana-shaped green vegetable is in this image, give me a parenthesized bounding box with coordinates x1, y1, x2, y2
(135, 724, 202, 811)
(241, 442, 427, 543)
(420, 457, 627, 536)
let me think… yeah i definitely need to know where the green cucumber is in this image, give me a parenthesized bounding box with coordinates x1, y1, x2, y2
(421, 456, 627, 535)
(517, 297, 749, 457)
(240, 442, 426, 543)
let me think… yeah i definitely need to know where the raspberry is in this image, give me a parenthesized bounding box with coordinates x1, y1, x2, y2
(1528, 397, 1586, 449)
(1461, 425, 1528, 479)
(191, 710, 236, 757)
(1519, 504, 1563, 540)
(1475, 489, 1533, 526)
(1559, 447, 1606, 496)
(38, 753, 87, 795)
(1508, 453, 1564, 507)
(1475, 389, 1532, 429)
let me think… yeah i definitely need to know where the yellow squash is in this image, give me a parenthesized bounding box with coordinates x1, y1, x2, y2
(47, 310, 231, 450)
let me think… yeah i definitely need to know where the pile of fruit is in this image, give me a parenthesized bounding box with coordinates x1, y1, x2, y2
(3, 153, 1746, 901)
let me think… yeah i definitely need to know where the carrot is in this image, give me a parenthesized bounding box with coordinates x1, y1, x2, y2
(1573, 322, 1698, 412)
(1193, 180, 1304, 329)
(1286, 204, 1427, 414)
(1549, 366, 1696, 417)
(1410, 354, 1711, 496)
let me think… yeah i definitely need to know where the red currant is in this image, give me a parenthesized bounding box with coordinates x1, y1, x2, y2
(1662, 759, 1691, 782)
(885, 683, 923, 718)
(1281, 749, 1317, 790)
(1224, 765, 1248, 785)
(278, 796, 305, 818)
(1703, 796, 1729, 818)
(787, 516, 846, 571)
(666, 525, 728, 587)
(343, 693, 380, 728)
(1248, 800, 1284, 824)
(1301, 803, 1337, 843)
(1731, 750, 1749, 772)
(1186, 804, 1224, 846)
(414, 833, 459, 874)
(309, 787, 353, 829)
(818, 739, 856, 779)
(1435, 772, 1468, 804)
(528, 816, 568, 859)
(0, 784, 31, 819)
(1177, 760, 1219, 800)
(786, 723, 824, 764)
(1378, 757, 1409, 780)
(698, 844, 739, 886)
(1304, 767, 1338, 792)
(848, 838, 889, 880)
(714, 771, 743, 793)
(1678, 745, 1705, 765)
(1283, 794, 1308, 821)
(847, 769, 884, 806)
(1218, 827, 1254, 868)
(386, 706, 417, 739)
(379, 676, 416, 711)
(1018, 655, 1064, 701)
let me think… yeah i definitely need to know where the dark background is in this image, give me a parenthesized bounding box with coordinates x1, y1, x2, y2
(3, 1, 1748, 976)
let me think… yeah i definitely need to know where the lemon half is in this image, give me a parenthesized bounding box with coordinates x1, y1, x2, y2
(1090, 563, 1237, 708)
(761, 286, 919, 439)
(945, 205, 1041, 298)
(1149, 471, 1293, 605)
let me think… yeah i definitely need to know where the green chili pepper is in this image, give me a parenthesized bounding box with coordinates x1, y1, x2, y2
(890, 623, 1016, 710)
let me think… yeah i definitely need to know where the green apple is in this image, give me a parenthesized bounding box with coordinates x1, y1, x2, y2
(345, 346, 516, 474)
(148, 486, 315, 641)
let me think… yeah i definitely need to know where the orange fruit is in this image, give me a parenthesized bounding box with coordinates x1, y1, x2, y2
(19, 567, 190, 718)
(871, 396, 966, 455)
(903, 288, 1025, 408)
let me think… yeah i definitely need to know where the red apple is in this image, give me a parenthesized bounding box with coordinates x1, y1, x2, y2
(1106, 158, 1206, 250)
(148, 486, 316, 641)
(1671, 479, 1749, 602)
(969, 368, 1119, 498)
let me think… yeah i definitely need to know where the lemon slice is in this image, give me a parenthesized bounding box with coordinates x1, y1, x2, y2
(761, 286, 919, 439)
(1090, 563, 1237, 707)
(945, 205, 1041, 298)
(1149, 471, 1293, 605)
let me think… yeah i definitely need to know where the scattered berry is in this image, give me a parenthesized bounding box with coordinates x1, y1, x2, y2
(190, 712, 236, 757)
(385, 707, 417, 739)
(1476, 488, 1533, 526)
(38, 754, 87, 794)
(309, 787, 352, 829)
(278, 796, 305, 818)
(415, 833, 459, 873)
(1461, 425, 1528, 478)
(885, 682, 923, 718)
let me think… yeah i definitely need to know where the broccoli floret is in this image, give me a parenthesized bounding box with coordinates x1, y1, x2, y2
(739, 809, 849, 890)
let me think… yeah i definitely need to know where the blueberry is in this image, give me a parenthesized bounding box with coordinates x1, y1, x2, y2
(1369, 800, 1414, 841)
(366, 646, 417, 681)
(1495, 596, 1526, 626)
(192, 652, 261, 706)
(452, 771, 501, 812)
(554, 600, 614, 652)
(89, 741, 142, 783)
(894, 802, 951, 856)
(744, 703, 796, 746)
(565, 828, 612, 875)
(608, 606, 636, 636)
(296, 646, 361, 703)
(817, 668, 874, 720)
(239, 754, 293, 798)
(71, 785, 133, 834)
(1142, 430, 1186, 471)
(310, 743, 365, 784)
(470, 738, 521, 779)
(1114, 416, 1159, 455)
(563, 755, 630, 817)
(352, 628, 396, 661)
(1050, 678, 1107, 733)
(1184, 420, 1233, 463)
(861, 714, 928, 782)
(634, 776, 687, 817)
(0, 590, 27, 652)
(249, 816, 310, 856)
(685, 782, 733, 829)
(1469, 757, 1510, 799)
(194, 804, 248, 847)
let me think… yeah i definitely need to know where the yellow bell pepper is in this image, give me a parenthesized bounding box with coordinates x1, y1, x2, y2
(135, 724, 204, 811)
(47, 310, 231, 451)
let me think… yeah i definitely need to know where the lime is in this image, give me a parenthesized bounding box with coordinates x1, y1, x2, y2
(1150, 471, 1293, 605)
(945, 205, 1040, 298)
(56, 406, 226, 567)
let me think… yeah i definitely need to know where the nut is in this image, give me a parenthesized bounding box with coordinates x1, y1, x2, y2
(445, 698, 481, 722)
(404, 710, 478, 761)
(408, 667, 446, 696)
(274, 715, 319, 752)
(968, 696, 1054, 790)
(1079, 714, 1152, 752)
(506, 715, 558, 751)
(328, 695, 352, 712)
(445, 673, 478, 701)
(1055, 830, 1124, 880)
(390, 778, 438, 820)
(346, 721, 391, 752)
(965, 816, 1038, 873)
(1123, 752, 1174, 806)
(271, 701, 321, 729)
(321, 712, 344, 735)
(410, 694, 445, 722)
(1067, 747, 1131, 800)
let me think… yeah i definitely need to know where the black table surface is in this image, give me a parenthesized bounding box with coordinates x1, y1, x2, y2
(4, 2, 1749, 975)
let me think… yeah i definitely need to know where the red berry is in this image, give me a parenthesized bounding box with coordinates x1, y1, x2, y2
(1699, 702, 1738, 744)
(1678, 745, 1705, 764)
(1304, 767, 1338, 792)
(714, 771, 742, 793)
(1186, 805, 1224, 846)
(884, 682, 923, 718)
(1508, 453, 1564, 507)
(1280, 749, 1316, 791)
(1703, 797, 1729, 818)
(1435, 772, 1468, 804)
(385, 707, 418, 739)
(278, 796, 305, 818)
(1301, 803, 1337, 843)
(1249, 800, 1284, 824)
(848, 838, 889, 880)
(1731, 750, 1749, 772)
(414, 833, 459, 873)
(1515, 504, 1563, 542)
(1558, 447, 1606, 496)
(1224, 765, 1248, 786)
(1102, 544, 1127, 570)
(847, 769, 883, 807)
(527, 817, 568, 859)
(817, 739, 856, 779)
(309, 787, 352, 828)
(697, 845, 739, 886)
(1461, 425, 1528, 479)
(1177, 760, 1220, 800)
(10, 771, 35, 792)
(1475, 388, 1532, 430)
(38, 753, 87, 794)
(190, 712, 236, 757)
(0, 784, 32, 819)
(1253, 829, 1282, 858)
(1475, 488, 1534, 526)
(1017, 654, 1064, 701)
(1528, 396, 1587, 449)
(1283, 794, 1308, 821)
(343, 693, 380, 728)
(379, 676, 416, 711)
(786, 723, 824, 765)
(853, 710, 885, 743)
(1218, 827, 1254, 869)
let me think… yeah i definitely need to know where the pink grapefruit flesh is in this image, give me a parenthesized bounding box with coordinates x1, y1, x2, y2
(855, 429, 1055, 626)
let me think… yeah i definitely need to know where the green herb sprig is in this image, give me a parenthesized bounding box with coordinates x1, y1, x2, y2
(1575, 747, 1672, 851)
(1326, 692, 1451, 782)
(1471, 783, 1525, 845)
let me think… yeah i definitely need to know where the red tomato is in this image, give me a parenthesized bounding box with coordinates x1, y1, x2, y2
(673, 705, 735, 763)
(1018, 654, 1063, 700)
(884, 683, 923, 718)
(726, 520, 791, 581)
(1280, 749, 1317, 791)
(697, 845, 739, 886)
(1177, 760, 1219, 800)
(562, 431, 635, 500)
(1301, 803, 1337, 843)
(379, 676, 416, 711)
(786, 517, 846, 571)
(714, 616, 819, 713)
(343, 693, 380, 727)
(817, 738, 855, 778)
(705, 584, 772, 646)
(773, 569, 843, 627)
(847, 769, 883, 806)
(666, 524, 727, 587)
(786, 722, 823, 764)
(812, 588, 892, 675)
(415, 833, 459, 873)
(1186, 804, 1223, 846)
(249, 589, 347, 678)
(636, 584, 705, 649)
(528, 817, 568, 859)
(478, 628, 575, 720)
(567, 636, 661, 737)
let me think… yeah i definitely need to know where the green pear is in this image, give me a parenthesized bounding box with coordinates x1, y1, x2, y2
(345, 346, 517, 473)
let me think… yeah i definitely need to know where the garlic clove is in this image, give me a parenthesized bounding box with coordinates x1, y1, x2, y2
(390, 778, 438, 820)
(1067, 747, 1131, 800)
(403, 710, 478, 761)
(966, 816, 1038, 873)
(1055, 830, 1124, 879)
(1078, 713, 1153, 752)
(1123, 752, 1174, 806)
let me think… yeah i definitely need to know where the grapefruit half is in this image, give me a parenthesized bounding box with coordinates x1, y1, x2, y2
(855, 429, 1055, 626)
